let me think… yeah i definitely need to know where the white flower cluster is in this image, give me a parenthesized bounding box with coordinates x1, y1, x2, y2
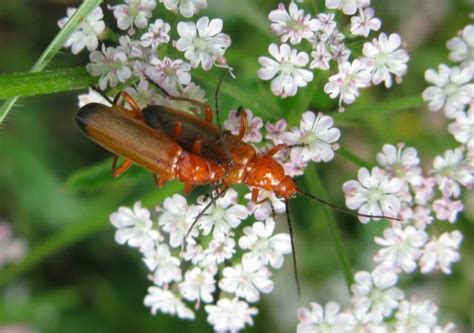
(58, 0, 230, 108)
(297, 22, 473, 333)
(258, 0, 409, 109)
(423, 24, 474, 120)
(342, 141, 470, 275)
(109, 190, 291, 331)
(297, 266, 456, 333)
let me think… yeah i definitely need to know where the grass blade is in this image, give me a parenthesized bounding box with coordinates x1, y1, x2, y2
(0, 0, 102, 124)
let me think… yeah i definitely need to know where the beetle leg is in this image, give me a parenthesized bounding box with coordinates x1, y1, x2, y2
(172, 122, 183, 141)
(145, 75, 213, 123)
(112, 156, 133, 177)
(192, 139, 202, 155)
(251, 188, 260, 203)
(152, 173, 168, 188)
(266, 144, 288, 157)
(236, 107, 248, 140)
(112, 91, 143, 120)
(184, 183, 193, 195)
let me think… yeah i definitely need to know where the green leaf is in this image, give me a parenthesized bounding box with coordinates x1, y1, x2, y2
(0, 0, 102, 124)
(0, 68, 97, 99)
(0, 181, 183, 287)
(65, 158, 149, 192)
(333, 95, 425, 120)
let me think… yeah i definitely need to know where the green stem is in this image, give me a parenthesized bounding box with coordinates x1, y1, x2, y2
(0, 68, 97, 99)
(304, 165, 354, 290)
(0, 0, 102, 124)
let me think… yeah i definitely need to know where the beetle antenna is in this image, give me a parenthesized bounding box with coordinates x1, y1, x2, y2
(214, 74, 234, 163)
(90, 86, 114, 105)
(185, 189, 228, 239)
(214, 74, 226, 129)
(285, 200, 302, 297)
(296, 188, 401, 221)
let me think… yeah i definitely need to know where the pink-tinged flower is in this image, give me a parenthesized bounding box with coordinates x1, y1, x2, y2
(157, 194, 200, 247)
(219, 256, 273, 303)
(258, 43, 313, 98)
(0, 222, 28, 268)
(351, 268, 404, 323)
(118, 35, 145, 59)
(195, 189, 249, 241)
(395, 298, 438, 333)
(376, 144, 423, 186)
(309, 43, 332, 70)
(144, 287, 195, 319)
(325, 0, 370, 15)
(324, 59, 372, 106)
(176, 17, 231, 70)
(143, 244, 182, 285)
(296, 301, 354, 333)
(86, 45, 132, 90)
(179, 267, 215, 304)
(420, 230, 463, 274)
(160, 0, 207, 18)
(283, 148, 309, 177)
(265, 119, 288, 144)
(110, 0, 156, 31)
(362, 33, 409, 88)
(57, 6, 105, 54)
(422, 64, 474, 118)
(205, 298, 258, 332)
(203, 236, 236, 266)
(343, 167, 403, 223)
(446, 24, 474, 72)
(182, 243, 205, 265)
(245, 190, 286, 221)
(374, 225, 428, 273)
(140, 19, 171, 49)
(413, 177, 436, 205)
(432, 148, 473, 198)
(351, 7, 381, 37)
(330, 43, 351, 64)
(432, 197, 463, 223)
(124, 79, 162, 108)
(314, 13, 336, 34)
(110, 202, 162, 252)
(239, 218, 291, 269)
(268, 2, 318, 45)
(344, 306, 390, 333)
(145, 56, 192, 93)
(412, 206, 434, 230)
(282, 111, 340, 163)
(224, 109, 263, 143)
(448, 105, 474, 151)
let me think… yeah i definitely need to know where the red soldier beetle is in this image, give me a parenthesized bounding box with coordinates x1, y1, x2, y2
(75, 91, 226, 194)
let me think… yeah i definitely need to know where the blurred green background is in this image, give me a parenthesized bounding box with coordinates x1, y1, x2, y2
(0, 0, 473, 332)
